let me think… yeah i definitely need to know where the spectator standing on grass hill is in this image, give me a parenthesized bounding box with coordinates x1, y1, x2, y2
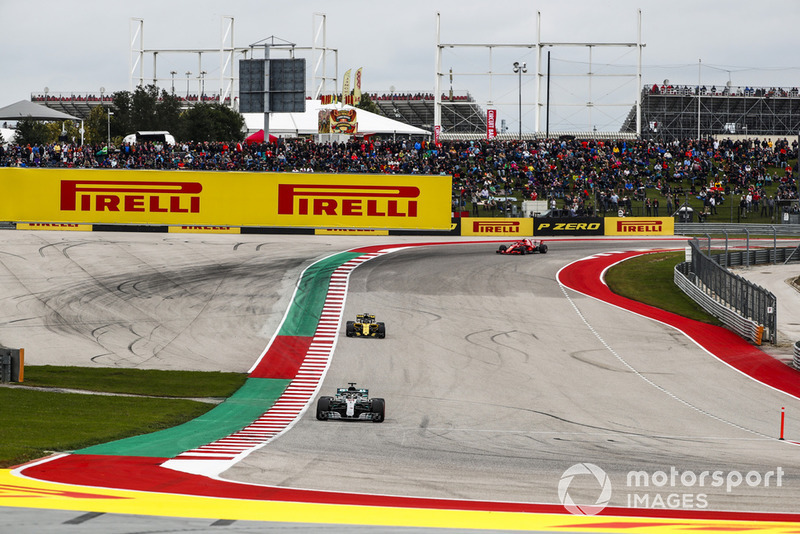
(653, 197, 660, 216)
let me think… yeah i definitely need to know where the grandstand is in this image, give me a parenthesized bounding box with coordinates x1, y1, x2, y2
(31, 83, 800, 142)
(369, 92, 486, 135)
(30, 93, 231, 121)
(622, 84, 800, 141)
(30, 90, 485, 136)
(30, 93, 112, 119)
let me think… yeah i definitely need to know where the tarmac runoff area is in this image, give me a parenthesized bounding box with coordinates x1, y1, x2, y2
(2, 231, 800, 532)
(728, 262, 800, 354)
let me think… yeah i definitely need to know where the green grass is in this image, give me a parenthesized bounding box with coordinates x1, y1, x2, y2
(0, 367, 247, 468)
(21, 365, 247, 397)
(0, 388, 214, 468)
(604, 251, 722, 326)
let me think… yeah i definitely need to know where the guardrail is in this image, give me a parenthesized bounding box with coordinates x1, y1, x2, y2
(794, 341, 800, 369)
(674, 267, 764, 344)
(675, 239, 775, 344)
(720, 246, 800, 267)
(676, 223, 800, 236)
(674, 264, 768, 346)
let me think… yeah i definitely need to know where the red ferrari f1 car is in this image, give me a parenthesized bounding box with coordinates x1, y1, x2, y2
(496, 238, 548, 255)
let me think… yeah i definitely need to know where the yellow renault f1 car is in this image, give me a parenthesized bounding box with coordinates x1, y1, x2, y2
(345, 313, 386, 338)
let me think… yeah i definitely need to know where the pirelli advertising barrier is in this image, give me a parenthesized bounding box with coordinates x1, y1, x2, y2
(605, 217, 674, 236)
(533, 217, 604, 236)
(0, 168, 452, 230)
(530, 216, 675, 237)
(461, 218, 534, 237)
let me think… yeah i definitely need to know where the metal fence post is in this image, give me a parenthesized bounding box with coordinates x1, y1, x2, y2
(772, 226, 777, 264)
(0, 352, 10, 383)
(744, 228, 750, 268)
(722, 229, 729, 268)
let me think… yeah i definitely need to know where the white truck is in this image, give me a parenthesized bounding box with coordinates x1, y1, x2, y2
(521, 200, 549, 218)
(122, 131, 176, 145)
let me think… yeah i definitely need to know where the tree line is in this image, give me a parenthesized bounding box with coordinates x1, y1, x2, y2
(12, 85, 246, 147)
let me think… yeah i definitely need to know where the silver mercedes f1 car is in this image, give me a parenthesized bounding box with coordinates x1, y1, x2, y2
(316, 383, 385, 423)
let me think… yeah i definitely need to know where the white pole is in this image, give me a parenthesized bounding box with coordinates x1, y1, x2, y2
(488, 47, 493, 106)
(535, 11, 541, 133)
(107, 111, 113, 147)
(322, 15, 327, 98)
(434, 12, 442, 133)
(588, 46, 593, 131)
(636, 9, 642, 138)
(697, 59, 701, 140)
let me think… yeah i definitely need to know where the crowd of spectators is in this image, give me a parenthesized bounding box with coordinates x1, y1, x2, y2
(31, 93, 232, 105)
(368, 93, 472, 101)
(648, 84, 800, 98)
(1, 136, 797, 217)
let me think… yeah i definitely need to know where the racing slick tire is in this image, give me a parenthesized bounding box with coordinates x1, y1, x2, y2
(497, 245, 507, 254)
(345, 321, 355, 337)
(538, 244, 548, 254)
(371, 398, 385, 423)
(316, 396, 332, 420)
(377, 323, 386, 339)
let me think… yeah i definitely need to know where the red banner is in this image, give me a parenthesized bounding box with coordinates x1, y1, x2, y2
(487, 109, 497, 139)
(354, 67, 363, 105)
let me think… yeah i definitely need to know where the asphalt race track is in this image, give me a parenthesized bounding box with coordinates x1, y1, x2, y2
(225, 238, 800, 509)
(2, 231, 800, 533)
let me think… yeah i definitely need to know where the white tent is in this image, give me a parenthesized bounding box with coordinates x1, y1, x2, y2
(242, 100, 429, 137)
(0, 100, 79, 121)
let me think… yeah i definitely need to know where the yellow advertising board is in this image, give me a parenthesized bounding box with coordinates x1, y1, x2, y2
(16, 222, 92, 231)
(461, 218, 533, 237)
(168, 226, 240, 234)
(0, 168, 451, 230)
(315, 228, 389, 236)
(604, 217, 674, 236)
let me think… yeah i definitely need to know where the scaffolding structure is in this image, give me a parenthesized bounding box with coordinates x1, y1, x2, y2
(623, 85, 800, 140)
(370, 91, 486, 134)
(127, 16, 337, 109)
(434, 10, 644, 137)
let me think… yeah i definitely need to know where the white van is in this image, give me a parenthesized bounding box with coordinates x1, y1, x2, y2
(0, 128, 16, 147)
(122, 131, 176, 145)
